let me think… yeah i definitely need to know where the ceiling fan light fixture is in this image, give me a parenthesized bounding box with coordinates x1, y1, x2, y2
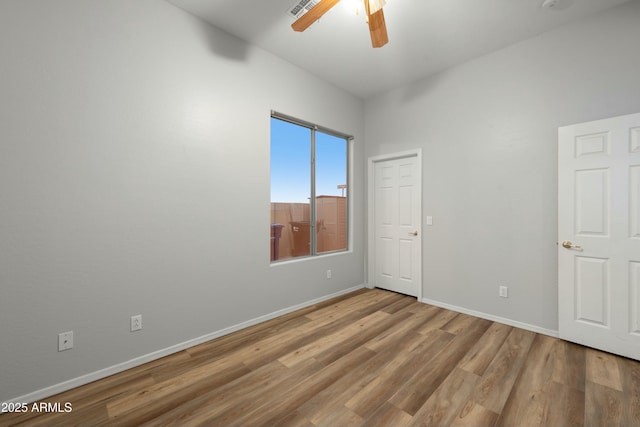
(367, 0, 386, 15)
(290, 0, 389, 48)
(341, 0, 362, 16)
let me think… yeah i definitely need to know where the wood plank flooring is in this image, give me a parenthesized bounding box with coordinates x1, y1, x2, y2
(2, 288, 639, 426)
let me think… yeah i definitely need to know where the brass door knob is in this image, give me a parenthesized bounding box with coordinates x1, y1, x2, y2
(562, 240, 582, 249)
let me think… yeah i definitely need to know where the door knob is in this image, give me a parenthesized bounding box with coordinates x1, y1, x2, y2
(409, 231, 418, 236)
(561, 240, 582, 249)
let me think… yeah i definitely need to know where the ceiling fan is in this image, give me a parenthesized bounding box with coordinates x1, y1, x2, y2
(291, 0, 389, 48)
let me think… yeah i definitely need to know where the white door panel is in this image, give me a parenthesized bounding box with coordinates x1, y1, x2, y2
(559, 112, 640, 360)
(369, 152, 421, 297)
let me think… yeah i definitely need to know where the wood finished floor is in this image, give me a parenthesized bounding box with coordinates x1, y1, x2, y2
(2, 288, 639, 427)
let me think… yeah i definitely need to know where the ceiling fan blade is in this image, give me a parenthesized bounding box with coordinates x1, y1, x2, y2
(365, 1, 388, 48)
(291, 0, 341, 32)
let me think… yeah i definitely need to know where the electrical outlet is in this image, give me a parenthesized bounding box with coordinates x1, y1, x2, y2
(326, 269, 332, 279)
(130, 314, 142, 332)
(499, 286, 509, 298)
(58, 331, 73, 351)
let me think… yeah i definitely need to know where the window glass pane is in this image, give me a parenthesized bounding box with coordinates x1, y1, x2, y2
(270, 114, 349, 263)
(316, 131, 348, 253)
(270, 118, 311, 260)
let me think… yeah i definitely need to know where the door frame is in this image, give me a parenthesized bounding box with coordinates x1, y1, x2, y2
(367, 149, 423, 300)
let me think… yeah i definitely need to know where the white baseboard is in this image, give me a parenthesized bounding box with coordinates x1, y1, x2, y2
(4, 284, 365, 406)
(420, 297, 559, 338)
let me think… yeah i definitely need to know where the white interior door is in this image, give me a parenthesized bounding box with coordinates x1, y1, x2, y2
(558, 112, 640, 360)
(369, 151, 421, 298)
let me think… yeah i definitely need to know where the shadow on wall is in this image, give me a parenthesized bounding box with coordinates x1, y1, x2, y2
(398, 70, 448, 104)
(175, 0, 295, 63)
(192, 16, 250, 61)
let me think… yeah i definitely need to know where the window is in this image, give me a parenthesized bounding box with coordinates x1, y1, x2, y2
(270, 112, 350, 262)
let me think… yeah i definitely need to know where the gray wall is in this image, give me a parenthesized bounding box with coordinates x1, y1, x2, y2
(364, 0, 640, 332)
(0, 0, 365, 402)
(4, 0, 640, 405)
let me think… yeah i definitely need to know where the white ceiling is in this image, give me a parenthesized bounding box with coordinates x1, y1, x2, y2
(166, 0, 631, 99)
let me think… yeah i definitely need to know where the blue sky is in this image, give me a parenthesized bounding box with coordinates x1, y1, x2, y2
(270, 118, 347, 203)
